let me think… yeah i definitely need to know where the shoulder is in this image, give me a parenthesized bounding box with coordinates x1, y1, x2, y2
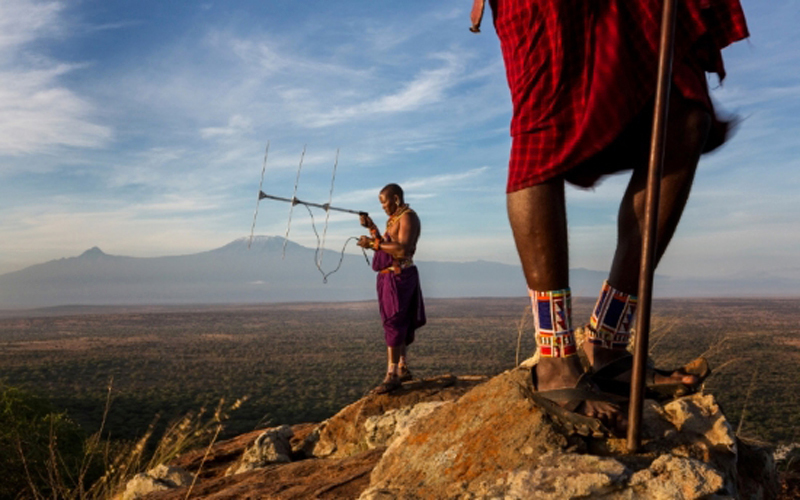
(401, 210, 421, 234)
(402, 209, 420, 224)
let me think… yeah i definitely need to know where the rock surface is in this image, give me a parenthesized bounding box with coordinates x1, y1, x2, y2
(225, 424, 294, 475)
(309, 374, 487, 459)
(132, 371, 780, 500)
(139, 376, 483, 500)
(359, 368, 758, 499)
(121, 464, 193, 500)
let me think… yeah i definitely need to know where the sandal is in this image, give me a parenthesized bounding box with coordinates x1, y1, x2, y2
(398, 365, 413, 382)
(589, 355, 711, 402)
(372, 374, 402, 395)
(520, 367, 627, 438)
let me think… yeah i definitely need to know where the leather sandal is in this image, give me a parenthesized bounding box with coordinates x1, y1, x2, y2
(372, 374, 402, 395)
(590, 355, 711, 402)
(520, 367, 628, 438)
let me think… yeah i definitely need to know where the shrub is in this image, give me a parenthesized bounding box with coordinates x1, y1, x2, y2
(0, 383, 88, 500)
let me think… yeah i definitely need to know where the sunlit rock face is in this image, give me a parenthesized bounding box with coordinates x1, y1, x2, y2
(131, 370, 778, 500)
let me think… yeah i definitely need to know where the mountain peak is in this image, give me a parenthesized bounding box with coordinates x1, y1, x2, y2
(80, 247, 107, 258)
(234, 235, 283, 245)
(216, 235, 304, 253)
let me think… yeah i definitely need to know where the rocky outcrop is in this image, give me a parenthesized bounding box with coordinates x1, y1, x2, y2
(132, 371, 779, 500)
(138, 375, 483, 499)
(359, 368, 764, 499)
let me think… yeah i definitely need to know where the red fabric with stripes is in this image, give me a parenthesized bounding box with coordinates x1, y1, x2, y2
(489, 0, 749, 192)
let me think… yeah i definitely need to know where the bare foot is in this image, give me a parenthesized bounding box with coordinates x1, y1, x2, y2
(535, 356, 627, 435)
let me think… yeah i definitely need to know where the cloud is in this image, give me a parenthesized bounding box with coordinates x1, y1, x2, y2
(131, 194, 221, 213)
(200, 114, 254, 139)
(336, 167, 490, 205)
(223, 32, 371, 82)
(0, 0, 112, 157)
(403, 166, 490, 190)
(301, 52, 464, 128)
(0, 0, 62, 52)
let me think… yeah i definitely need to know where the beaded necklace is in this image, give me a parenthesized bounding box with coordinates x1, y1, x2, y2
(386, 205, 411, 231)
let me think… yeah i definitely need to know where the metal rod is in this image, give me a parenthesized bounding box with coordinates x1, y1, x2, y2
(259, 191, 366, 216)
(283, 146, 306, 259)
(248, 141, 270, 249)
(319, 148, 340, 267)
(627, 0, 678, 453)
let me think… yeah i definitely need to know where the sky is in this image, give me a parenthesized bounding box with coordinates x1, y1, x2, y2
(0, 0, 797, 284)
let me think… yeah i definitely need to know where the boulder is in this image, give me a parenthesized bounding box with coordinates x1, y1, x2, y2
(363, 401, 448, 450)
(225, 424, 293, 475)
(361, 368, 572, 499)
(308, 375, 487, 459)
(121, 464, 193, 500)
(359, 366, 777, 499)
(628, 454, 725, 499)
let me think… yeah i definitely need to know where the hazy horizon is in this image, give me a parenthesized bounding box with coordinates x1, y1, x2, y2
(1, 234, 797, 312)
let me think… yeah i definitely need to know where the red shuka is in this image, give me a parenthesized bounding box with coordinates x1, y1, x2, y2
(489, 0, 749, 192)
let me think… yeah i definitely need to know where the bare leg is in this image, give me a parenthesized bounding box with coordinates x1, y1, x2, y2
(586, 93, 711, 384)
(609, 95, 710, 294)
(372, 345, 404, 394)
(508, 178, 624, 428)
(387, 344, 406, 369)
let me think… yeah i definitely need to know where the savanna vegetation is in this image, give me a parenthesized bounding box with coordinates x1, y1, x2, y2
(0, 297, 798, 498)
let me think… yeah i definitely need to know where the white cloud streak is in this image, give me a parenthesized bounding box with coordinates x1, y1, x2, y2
(303, 52, 464, 128)
(335, 167, 490, 205)
(0, 0, 62, 52)
(0, 0, 111, 157)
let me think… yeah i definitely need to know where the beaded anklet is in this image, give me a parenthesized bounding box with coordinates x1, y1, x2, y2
(588, 280, 637, 350)
(529, 288, 576, 358)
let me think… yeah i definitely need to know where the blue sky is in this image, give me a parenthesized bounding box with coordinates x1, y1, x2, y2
(0, 0, 797, 285)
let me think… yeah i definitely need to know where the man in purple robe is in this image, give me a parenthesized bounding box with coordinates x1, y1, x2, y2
(358, 184, 426, 394)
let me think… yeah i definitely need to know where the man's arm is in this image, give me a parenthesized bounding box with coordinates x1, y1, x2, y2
(376, 213, 418, 259)
(357, 213, 383, 250)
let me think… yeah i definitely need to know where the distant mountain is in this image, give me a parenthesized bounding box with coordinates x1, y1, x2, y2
(0, 236, 797, 309)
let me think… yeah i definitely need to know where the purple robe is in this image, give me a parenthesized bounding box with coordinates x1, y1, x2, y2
(372, 237, 426, 348)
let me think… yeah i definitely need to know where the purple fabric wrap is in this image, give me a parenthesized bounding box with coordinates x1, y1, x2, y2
(372, 238, 426, 348)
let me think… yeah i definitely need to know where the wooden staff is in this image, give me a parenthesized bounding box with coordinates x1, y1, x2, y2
(627, 0, 679, 452)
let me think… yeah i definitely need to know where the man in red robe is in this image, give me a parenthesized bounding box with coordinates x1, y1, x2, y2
(472, 0, 749, 433)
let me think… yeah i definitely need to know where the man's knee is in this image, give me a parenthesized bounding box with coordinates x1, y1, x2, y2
(662, 98, 711, 176)
(670, 98, 712, 153)
(684, 106, 712, 148)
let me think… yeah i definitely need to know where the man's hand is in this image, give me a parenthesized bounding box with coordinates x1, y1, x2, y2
(360, 213, 376, 229)
(357, 235, 372, 249)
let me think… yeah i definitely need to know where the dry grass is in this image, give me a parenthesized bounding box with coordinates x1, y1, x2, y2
(12, 377, 244, 500)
